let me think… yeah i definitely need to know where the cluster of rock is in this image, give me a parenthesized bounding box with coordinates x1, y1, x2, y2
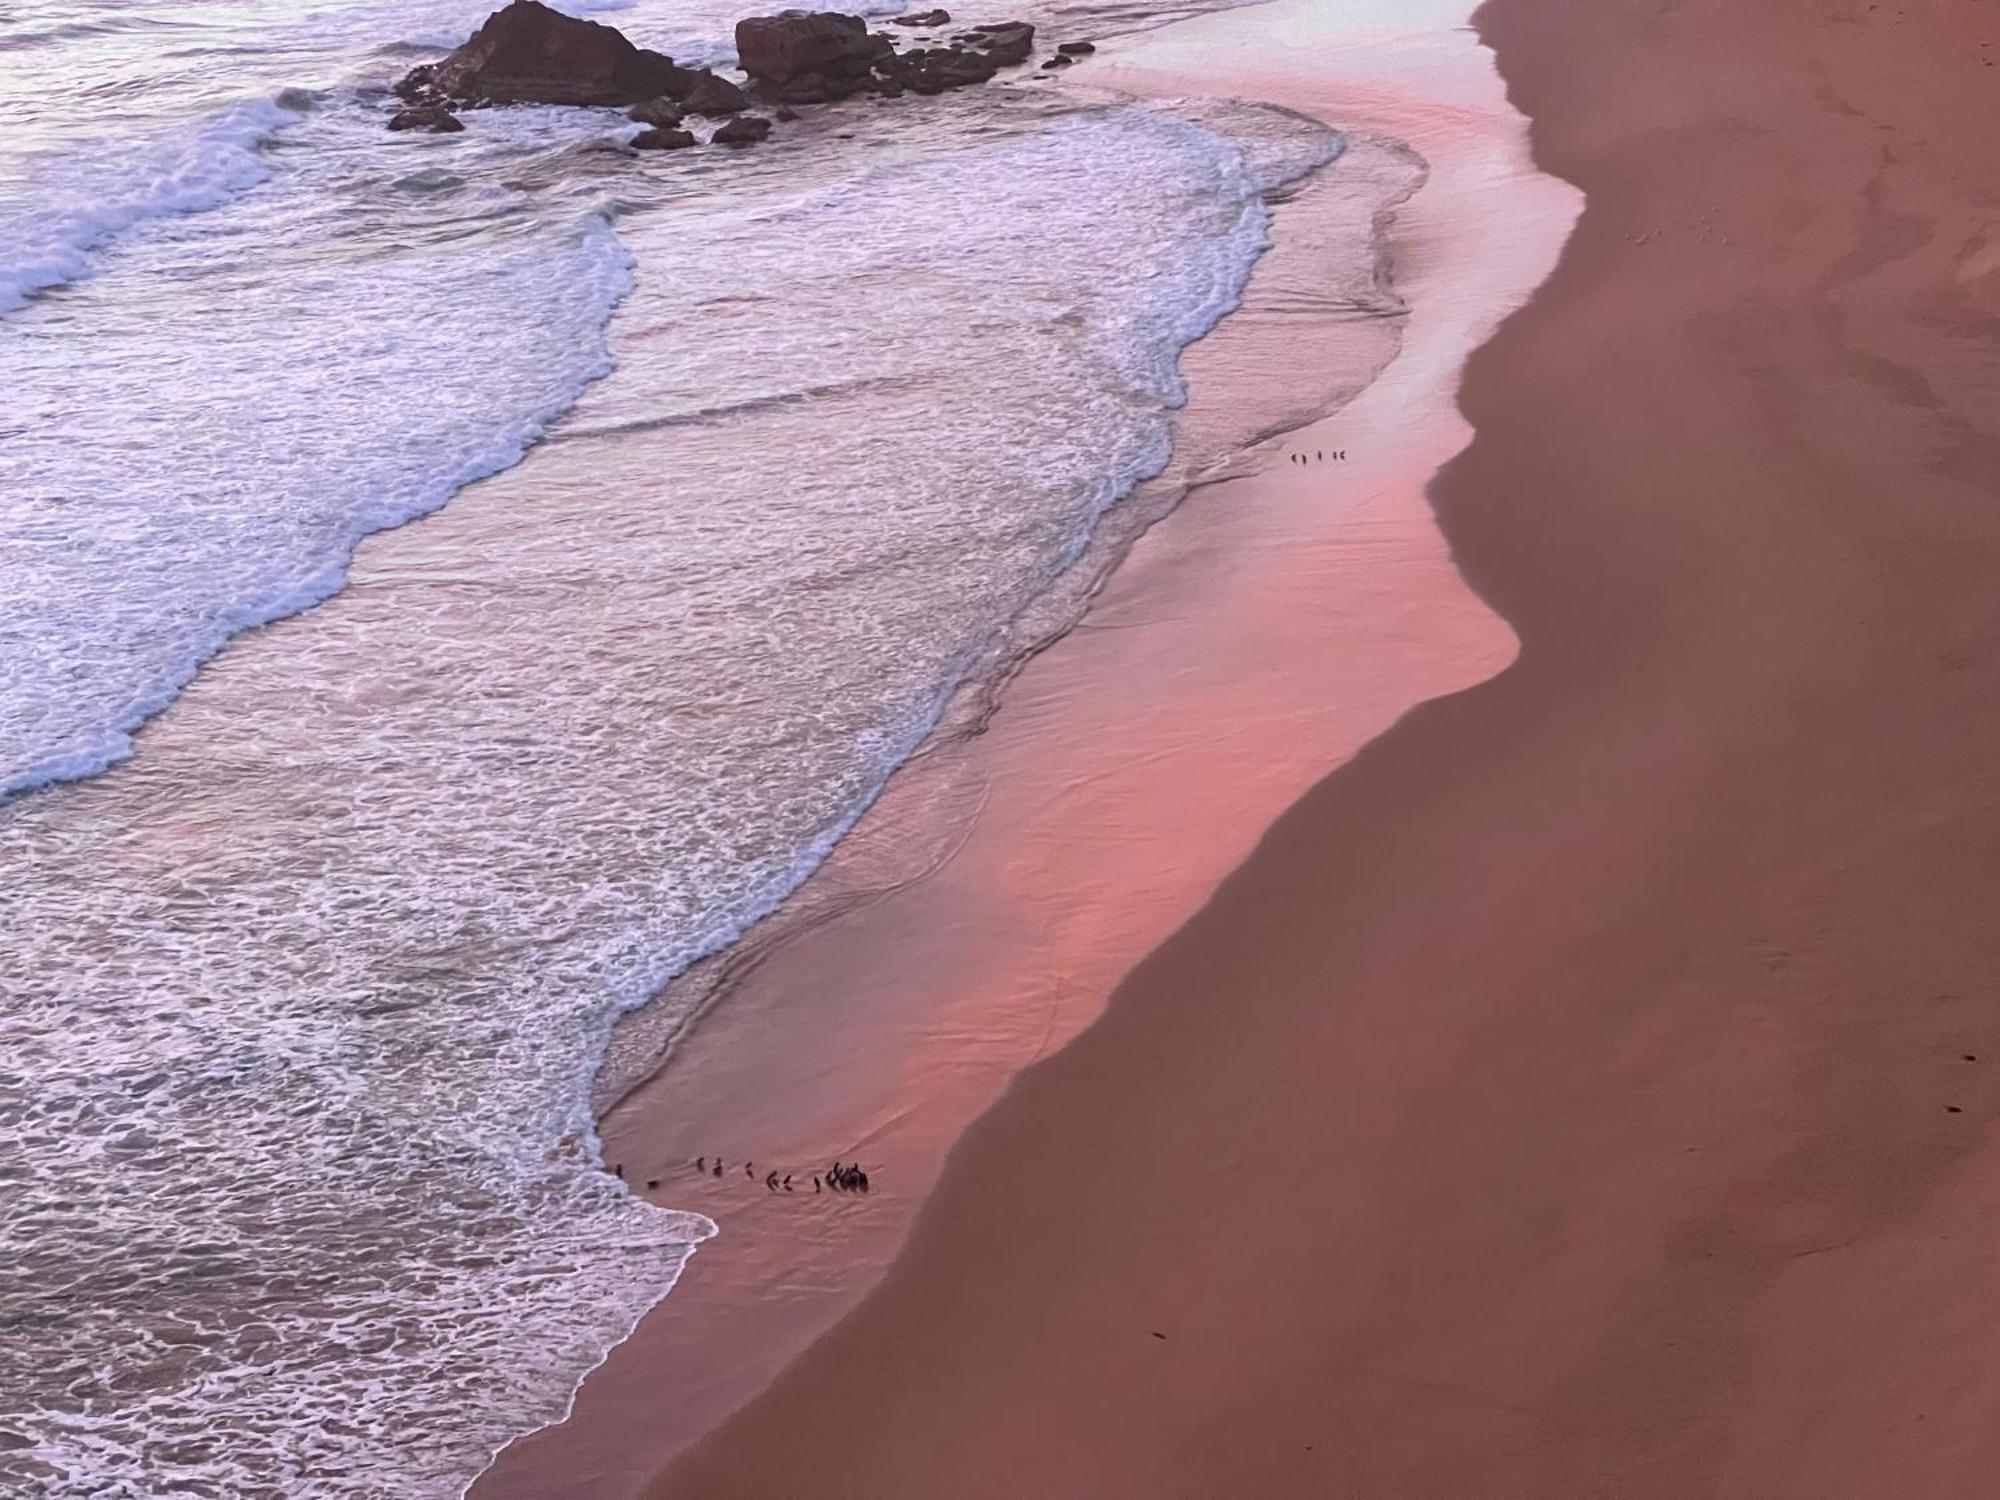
(733, 9, 1034, 101)
(387, 0, 1091, 146)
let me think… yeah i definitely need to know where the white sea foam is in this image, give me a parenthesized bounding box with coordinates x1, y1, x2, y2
(0, 98, 302, 314)
(0, 0, 1344, 1491)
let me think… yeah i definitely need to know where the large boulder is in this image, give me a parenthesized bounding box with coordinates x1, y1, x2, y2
(417, 0, 677, 106)
(735, 11, 889, 87)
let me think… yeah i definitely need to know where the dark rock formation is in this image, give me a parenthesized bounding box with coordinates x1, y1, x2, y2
(629, 97, 684, 127)
(388, 104, 466, 131)
(1057, 39, 1095, 54)
(682, 70, 751, 113)
(774, 104, 801, 120)
(874, 41, 998, 93)
(390, 1, 1056, 153)
(712, 114, 775, 146)
(736, 11, 890, 90)
(405, 0, 677, 107)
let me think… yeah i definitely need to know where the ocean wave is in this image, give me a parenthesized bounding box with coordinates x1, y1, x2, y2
(0, 207, 636, 802)
(0, 96, 301, 315)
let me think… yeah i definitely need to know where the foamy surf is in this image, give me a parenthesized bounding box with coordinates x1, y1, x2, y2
(0, 0, 1354, 1493)
(0, 99, 303, 315)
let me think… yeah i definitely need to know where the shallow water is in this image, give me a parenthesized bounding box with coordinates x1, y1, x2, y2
(0, 0, 1357, 1492)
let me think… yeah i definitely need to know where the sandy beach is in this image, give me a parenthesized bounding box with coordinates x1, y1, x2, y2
(624, 0, 2000, 1495)
(477, 0, 1578, 1492)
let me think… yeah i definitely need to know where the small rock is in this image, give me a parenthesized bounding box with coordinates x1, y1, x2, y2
(682, 70, 751, 114)
(388, 104, 465, 132)
(774, 104, 800, 120)
(712, 114, 774, 147)
(1057, 39, 1095, 54)
(1040, 54, 1072, 68)
(891, 7, 951, 24)
(972, 20, 1035, 64)
(632, 126, 697, 149)
(629, 96, 684, 127)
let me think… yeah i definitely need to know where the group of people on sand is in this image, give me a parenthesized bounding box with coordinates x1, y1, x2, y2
(825, 1161, 869, 1193)
(673, 1155, 871, 1195)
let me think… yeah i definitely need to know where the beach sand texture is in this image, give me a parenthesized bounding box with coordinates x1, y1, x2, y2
(638, 0, 2000, 1496)
(475, 0, 1579, 1492)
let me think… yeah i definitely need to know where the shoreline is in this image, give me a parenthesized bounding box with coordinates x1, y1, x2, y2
(474, 0, 1576, 1492)
(649, 0, 2000, 1495)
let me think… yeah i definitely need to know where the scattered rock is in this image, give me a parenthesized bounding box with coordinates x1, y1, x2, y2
(774, 104, 801, 120)
(682, 69, 751, 113)
(712, 114, 775, 146)
(874, 40, 997, 93)
(406, 0, 677, 106)
(629, 96, 684, 127)
(389, 1, 1059, 165)
(388, 104, 466, 132)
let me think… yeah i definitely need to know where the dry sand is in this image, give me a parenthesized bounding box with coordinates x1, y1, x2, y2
(637, 0, 2000, 1495)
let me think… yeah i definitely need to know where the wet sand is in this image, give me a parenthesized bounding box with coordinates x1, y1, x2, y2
(473, 0, 1574, 1493)
(639, 0, 2000, 1495)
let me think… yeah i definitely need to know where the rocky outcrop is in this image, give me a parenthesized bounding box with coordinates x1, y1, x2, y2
(735, 10, 891, 96)
(873, 42, 992, 93)
(387, 3, 1067, 144)
(388, 103, 466, 131)
(712, 114, 774, 146)
(404, 0, 676, 106)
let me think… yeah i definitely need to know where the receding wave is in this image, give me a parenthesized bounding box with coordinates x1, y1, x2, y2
(0, 97, 302, 315)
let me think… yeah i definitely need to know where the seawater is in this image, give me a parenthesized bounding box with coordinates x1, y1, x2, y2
(0, 0, 1342, 1493)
